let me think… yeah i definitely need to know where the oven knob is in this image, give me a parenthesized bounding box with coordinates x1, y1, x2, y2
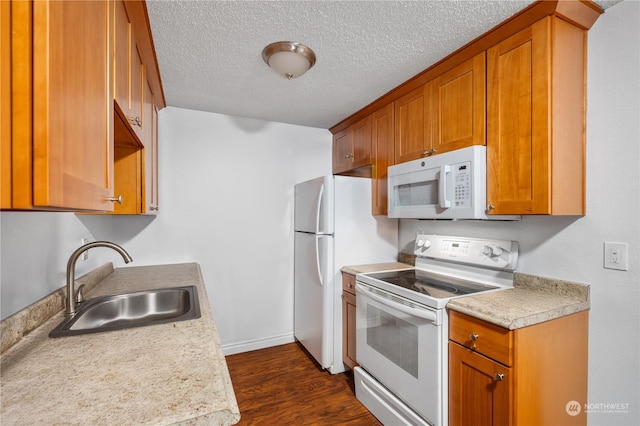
(416, 239, 431, 250)
(483, 245, 503, 258)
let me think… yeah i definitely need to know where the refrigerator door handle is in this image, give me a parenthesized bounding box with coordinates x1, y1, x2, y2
(315, 183, 324, 234)
(315, 236, 324, 286)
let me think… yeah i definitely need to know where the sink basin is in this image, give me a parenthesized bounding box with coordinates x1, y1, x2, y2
(49, 286, 200, 338)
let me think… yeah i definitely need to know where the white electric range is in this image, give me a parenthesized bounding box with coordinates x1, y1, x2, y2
(354, 233, 519, 426)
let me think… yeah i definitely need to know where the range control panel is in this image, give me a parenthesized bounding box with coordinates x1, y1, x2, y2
(414, 233, 519, 271)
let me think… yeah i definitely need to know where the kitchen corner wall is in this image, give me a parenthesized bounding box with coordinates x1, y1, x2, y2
(1, 107, 332, 355)
(399, 2, 639, 424)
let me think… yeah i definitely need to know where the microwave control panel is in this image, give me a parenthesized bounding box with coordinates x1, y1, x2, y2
(453, 162, 471, 208)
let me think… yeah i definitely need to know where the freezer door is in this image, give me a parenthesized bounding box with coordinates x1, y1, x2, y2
(294, 176, 334, 234)
(294, 232, 334, 369)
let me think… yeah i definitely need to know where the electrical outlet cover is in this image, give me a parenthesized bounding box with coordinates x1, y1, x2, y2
(604, 242, 628, 271)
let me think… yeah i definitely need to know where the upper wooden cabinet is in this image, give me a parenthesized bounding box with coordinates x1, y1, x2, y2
(332, 115, 372, 175)
(394, 85, 429, 164)
(486, 16, 587, 215)
(330, 0, 601, 217)
(371, 103, 394, 216)
(395, 53, 486, 164)
(3, 0, 114, 211)
(2, 0, 165, 213)
(114, 0, 144, 145)
(431, 53, 486, 155)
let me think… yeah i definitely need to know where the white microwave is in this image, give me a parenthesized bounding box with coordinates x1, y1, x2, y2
(387, 146, 518, 220)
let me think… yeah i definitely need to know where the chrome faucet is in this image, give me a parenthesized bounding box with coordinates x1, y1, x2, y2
(66, 241, 133, 318)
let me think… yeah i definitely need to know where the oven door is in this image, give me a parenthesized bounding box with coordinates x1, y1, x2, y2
(355, 282, 444, 425)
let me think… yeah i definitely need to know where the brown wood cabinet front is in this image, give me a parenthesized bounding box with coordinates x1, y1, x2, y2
(487, 16, 587, 215)
(4, 0, 114, 211)
(341, 273, 357, 370)
(114, 0, 144, 146)
(431, 53, 486, 155)
(394, 52, 486, 164)
(333, 116, 372, 175)
(371, 103, 394, 216)
(449, 341, 512, 426)
(394, 84, 430, 164)
(448, 310, 589, 426)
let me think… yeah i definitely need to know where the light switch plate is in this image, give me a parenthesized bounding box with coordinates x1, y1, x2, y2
(604, 242, 628, 271)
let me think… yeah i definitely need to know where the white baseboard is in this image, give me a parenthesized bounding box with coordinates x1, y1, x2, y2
(221, 332, 295, 356)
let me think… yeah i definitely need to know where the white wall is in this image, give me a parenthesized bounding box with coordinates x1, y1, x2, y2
(399, 2, 639, 424)
(1, 108, 332, 355)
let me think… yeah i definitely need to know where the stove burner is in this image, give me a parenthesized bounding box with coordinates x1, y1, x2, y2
(365, 269, 499, 299)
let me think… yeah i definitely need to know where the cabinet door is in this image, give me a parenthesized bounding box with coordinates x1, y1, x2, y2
(431, 53, 486, 155)
(394, 84, 430, 164)
(342, 290, 357, 370)
(449, 341, 512, 426)
(486, 19, 550, 215)
(31, 0, 113, 210)
(143, 75, 159, 214)
(332, 128, 352, 174)
(371, 103, 394, 215)
(351, 115, 372, 169)
(114, 0, 143, 145)
(1, 0, 11, 208)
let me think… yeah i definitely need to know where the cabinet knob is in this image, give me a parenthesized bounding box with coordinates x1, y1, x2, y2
(486, 204, 495, 211)
(470, 332, 479, 341)
(494, 373, 505, 381)
(430, 148, 437, 155)
(109, 195, 123, 205)
(128, 116, 142, 127)
(344, 153, 354, 159)
(422, 150, 429, 156)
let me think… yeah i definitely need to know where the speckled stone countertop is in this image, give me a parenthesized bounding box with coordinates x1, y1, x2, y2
(0, 263, 240, 426)
(447, 272, 590, 330)
(341, 262, 414, 275)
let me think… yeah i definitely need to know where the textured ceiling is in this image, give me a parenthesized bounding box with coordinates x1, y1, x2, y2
(146, 0, 621, 129)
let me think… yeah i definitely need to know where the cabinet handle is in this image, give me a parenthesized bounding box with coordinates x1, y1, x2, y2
(430, 148, 437, 155)
(422, 150, 429, 156)
(109, 195, 123, 205)
(470, 332, 479, 341)
(344, 153, 354, 159)
(487, 204, 495, 211)
(128, 116, 142, 127)
(494, 373, 505, 381)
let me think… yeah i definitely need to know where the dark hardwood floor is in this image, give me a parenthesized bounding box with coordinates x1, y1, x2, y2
(226, 342, 382, 425)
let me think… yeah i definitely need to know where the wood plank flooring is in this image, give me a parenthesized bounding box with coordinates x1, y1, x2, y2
(226, 342, 382, 425)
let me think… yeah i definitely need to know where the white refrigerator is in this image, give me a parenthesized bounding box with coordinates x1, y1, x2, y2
(294, 175, 398, 374)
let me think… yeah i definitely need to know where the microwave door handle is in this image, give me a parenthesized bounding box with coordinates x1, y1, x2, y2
(356, 284, 438, 323)
(439, 164, 451, 208)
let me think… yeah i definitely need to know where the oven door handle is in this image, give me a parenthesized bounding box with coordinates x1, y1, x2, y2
(356, 283, 438, 323)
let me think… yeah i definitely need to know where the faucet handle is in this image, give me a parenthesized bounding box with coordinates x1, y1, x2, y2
(75, 284, 86, 304)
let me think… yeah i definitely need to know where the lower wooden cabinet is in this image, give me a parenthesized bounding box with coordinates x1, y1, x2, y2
(341, 273, 357, 370)
(448, 310, 588, 426)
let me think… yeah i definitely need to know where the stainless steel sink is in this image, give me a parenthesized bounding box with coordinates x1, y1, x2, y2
(49, 286, 200, 338)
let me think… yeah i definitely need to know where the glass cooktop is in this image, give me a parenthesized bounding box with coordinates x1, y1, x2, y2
(365, 269, 499, 299)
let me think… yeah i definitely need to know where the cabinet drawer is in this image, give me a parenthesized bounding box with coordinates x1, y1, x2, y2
(342, 273, 356, 295)
(449, 310, 513, 366)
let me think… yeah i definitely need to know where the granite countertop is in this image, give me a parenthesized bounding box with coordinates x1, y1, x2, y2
(341, 261, 590, 331)
(0, 263, 240, 426)
(446, 272, 590, 330)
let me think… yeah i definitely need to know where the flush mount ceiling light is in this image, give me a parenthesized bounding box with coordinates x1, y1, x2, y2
(262, 41, 316, 80)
